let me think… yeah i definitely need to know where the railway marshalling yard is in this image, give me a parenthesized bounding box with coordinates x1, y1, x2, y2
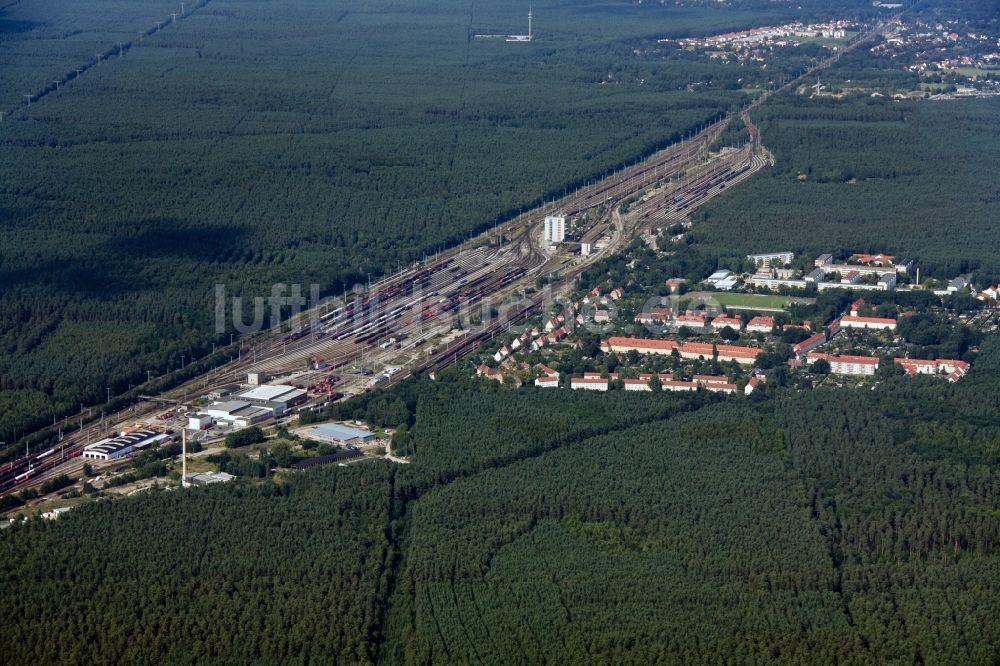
(19, 17, 891, 496)
(1, 113, 773, 505)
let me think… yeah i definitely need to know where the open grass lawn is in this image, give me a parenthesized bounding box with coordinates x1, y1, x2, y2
(685, 291, 815, 311)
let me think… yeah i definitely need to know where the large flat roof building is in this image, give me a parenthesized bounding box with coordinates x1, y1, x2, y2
(186, 471, 236, 486)
(236, 385, 308, 415)
(205, 400, 274, 427)
(311, 423, 377, 444)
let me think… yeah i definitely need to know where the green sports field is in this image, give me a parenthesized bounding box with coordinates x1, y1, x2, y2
(685, 291, 815, 311)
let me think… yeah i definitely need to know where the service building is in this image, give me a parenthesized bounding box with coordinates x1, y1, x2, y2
(83, 430, 172, 461)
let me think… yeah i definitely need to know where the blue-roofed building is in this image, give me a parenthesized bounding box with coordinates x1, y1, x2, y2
(311, 423, 376, 444)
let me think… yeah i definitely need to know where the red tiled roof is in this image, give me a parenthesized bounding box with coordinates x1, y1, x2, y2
(710, 343, 763, 358)
(693, 374, 729, 384)
(682, 342, 714, 355)
(604, 337, 761, 359)
(638, 373, 674, 381)
(825, 354, 879, 365)
(841, 315, 896, 325)
(747, 316, 775, 328)
(794, 333, 826, 354)
(571, 377, 609, 384)
(604, 336, 680, 352)
(894, 358, 968, 371)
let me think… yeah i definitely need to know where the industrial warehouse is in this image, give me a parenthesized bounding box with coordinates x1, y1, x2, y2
(236, 384, 308, 412)
(203, 401, 274, 428)
(309, 423, 377, 445)
(82, 430, 173, 461)
(202, 384, 309, 428)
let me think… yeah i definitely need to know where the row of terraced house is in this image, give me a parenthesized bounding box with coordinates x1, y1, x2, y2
(569, 372, 739, 394)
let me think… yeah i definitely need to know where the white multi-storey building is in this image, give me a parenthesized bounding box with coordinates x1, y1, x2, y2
(807, 353, 879, 376)
(840, 315, 896, 331)
(544, 215, 566, 243)
(747, 251, 794, 267)
(570, 376, 609, 391)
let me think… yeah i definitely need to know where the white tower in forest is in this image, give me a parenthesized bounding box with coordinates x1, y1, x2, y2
(506, 9, 533, 42)
(181, 428, 189, 488)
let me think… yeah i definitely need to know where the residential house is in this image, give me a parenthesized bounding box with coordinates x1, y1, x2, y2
(534, 375, 559, 388)
(840, 315, 896, 331)
(805, 267, 827, 283)
(636, 307, 674, 325)
(841, 270, 861, 285)
(476, 364, 505, 383)
(807, 352, 879, 376)
(711, 315, 743, 331)
(894, 358, 969, 382)
(747, 251, 794, 266)
(571, 376, 610, 391)
(793, 332, 827, 359)
(623, 379, 651, 392)
(851, 253, 895, 266)
(746, 316, 775, 334)
(675, 312, 708, 328)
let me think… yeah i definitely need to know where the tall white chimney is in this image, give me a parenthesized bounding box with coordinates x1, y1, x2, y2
(181, 428, 188, 488)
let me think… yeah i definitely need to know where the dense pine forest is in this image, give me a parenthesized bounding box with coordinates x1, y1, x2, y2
(0, 0, 840, 445)
(3, 337, 1000, 663)
(2, 0, 991, 447)
(694, 93, 1000, 283)
(4, 0, 1000, 660)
